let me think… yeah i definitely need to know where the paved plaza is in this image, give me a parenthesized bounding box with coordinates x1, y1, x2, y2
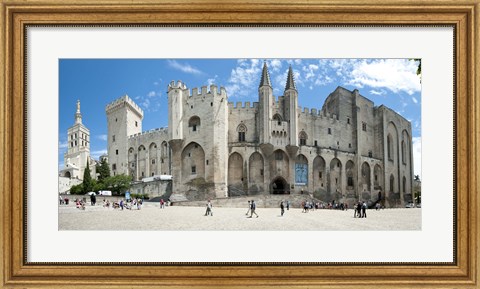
(59, 202, 421, 231)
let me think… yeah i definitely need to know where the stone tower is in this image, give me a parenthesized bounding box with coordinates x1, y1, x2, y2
(284, 65, 299, 146)
(105, 95, 143, 176)
(167, 81, 229, 199)
(63, 100, 92, 179)
(167, 81, 188, 141)
(258, 62, 274, 144)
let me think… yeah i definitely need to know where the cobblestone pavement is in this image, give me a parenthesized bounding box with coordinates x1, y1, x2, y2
(59, 202, 421, 231)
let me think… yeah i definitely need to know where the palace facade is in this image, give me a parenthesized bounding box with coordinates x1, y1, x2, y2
(104, 63, 413, 207)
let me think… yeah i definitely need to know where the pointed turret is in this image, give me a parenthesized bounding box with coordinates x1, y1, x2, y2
(259, 61, 272, 88)
(283, 66, 298, 146)
(258, 61, 274, 144)
(285, 65, 297, 91)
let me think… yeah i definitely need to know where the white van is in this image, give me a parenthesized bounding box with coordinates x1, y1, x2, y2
(98, 190, 112, 196)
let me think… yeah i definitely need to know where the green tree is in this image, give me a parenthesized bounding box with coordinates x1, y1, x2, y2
(96, 158, 111, 183)
(82, 162, 94, 193)
(93, 181, 104, 193)
(103, 174, 132, 195)
(69, 183, 83, 195)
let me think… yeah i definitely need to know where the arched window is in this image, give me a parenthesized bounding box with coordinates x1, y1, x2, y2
(387, 134, 393, 161)
(273, 113, 283, 125)
(403, 176, 407, 193)
(237, 123, 247, 142)
(188, 116, 201, 132)
(401, 140, 406, 164)
(299, 131, 308, 146)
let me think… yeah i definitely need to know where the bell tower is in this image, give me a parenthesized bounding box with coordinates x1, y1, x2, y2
(63, 100, 92, 179)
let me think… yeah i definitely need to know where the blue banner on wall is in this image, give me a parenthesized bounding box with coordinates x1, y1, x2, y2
(295, 163, 308, 185)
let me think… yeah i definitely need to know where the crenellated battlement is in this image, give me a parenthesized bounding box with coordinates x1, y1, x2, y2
(296, 106, 325, 117)
(168, 80, 187, 91)
(188, 84, 227, 98)
(128, 127, 169, 139)
(105, 95, 144, 117)
(227, 101, 258, 110)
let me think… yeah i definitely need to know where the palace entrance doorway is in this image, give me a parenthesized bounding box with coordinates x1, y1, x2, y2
(271, 177, 289, 194)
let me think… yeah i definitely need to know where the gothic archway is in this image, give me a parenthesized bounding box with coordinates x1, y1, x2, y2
(271, 176, 289, 194)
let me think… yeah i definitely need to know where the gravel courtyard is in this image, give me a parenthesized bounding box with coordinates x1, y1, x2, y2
(59, 202, 421, 231)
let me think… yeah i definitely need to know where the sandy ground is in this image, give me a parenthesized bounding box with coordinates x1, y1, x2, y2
(58, 202, 421, 231)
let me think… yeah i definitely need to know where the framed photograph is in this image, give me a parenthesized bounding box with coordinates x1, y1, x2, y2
(1, 0, 478, 288)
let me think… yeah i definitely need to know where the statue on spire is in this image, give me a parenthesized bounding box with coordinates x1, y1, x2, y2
(74, 100, 82, 124)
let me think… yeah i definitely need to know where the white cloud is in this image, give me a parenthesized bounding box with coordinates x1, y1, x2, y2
(97, 134, 107, 141)
(268, 59, 282, 72)
(135, 89, 162, 113)
(59, 141, 68, 149)
(90, 150, 107, 160)
(411, 97, 418, 104)
(224, 58, 420, 102)
(141, 98, 151, 110)
(147, 91, 156, 97)
(302, 64, 319, 80)
(346, 59, 420, 95)
(167, 60, 203, 75)
(412, 137, 422, 178)
(369, 89, 387, 96)
(207, 75, 218, 86)
(225, 59, 262, 97)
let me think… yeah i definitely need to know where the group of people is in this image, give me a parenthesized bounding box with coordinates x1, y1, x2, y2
(100, 198, 143, 210)
(159, 198, 171, 209)
(59, 196, 70, 205)
(119, 198, 143, 210)
(354, 201, 368, 218)
(75, 198, 86, 210)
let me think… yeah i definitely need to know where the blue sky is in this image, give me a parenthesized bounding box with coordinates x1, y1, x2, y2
(59, 58, 422, 177)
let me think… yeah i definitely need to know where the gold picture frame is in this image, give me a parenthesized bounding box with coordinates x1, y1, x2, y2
(1, 0, 478, 287)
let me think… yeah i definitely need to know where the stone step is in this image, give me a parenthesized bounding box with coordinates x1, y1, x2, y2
(171, 194, 324, 208)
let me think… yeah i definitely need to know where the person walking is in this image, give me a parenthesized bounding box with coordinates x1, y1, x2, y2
(245, 200, 251, 215)
(205, 200, 213, 216)
(249, 200, 258, 218)
(286, 200, 290, 210)
(362, 201, 367, 218)
(160, 199, 165, 209)
(280, 200, 285, 216)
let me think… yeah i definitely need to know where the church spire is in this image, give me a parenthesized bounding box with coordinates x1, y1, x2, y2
(259, 61, 272, 88)
(285, 65, 297, 91)
(74, 99, 82, 124)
